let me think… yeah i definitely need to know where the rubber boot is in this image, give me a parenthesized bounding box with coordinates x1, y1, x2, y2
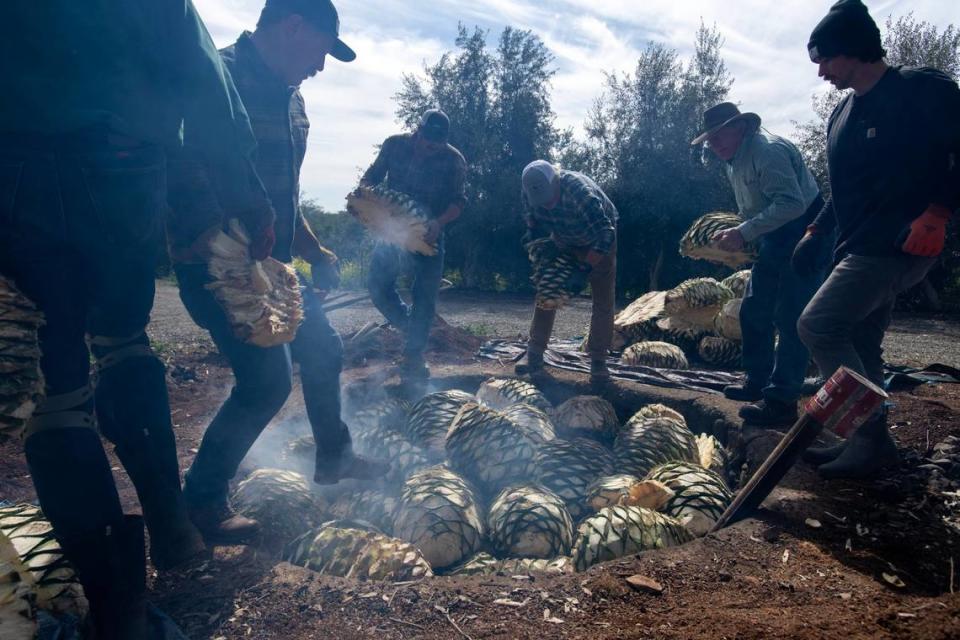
(590, 359, 612, 392)
(817, 414, 900, 480)
(802, 440, 849, 466)
(95, 357, 205, 570)
(59, 515, 149, 640)
(738, 398, 798, 427)
(515, 350, 544, 376)
(723, 382, 764, 402)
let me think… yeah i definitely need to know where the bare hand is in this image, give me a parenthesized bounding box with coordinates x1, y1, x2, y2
(712, 228, 745, 253)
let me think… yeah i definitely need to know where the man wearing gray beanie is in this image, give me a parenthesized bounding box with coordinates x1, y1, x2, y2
(795, 0, 960, 479)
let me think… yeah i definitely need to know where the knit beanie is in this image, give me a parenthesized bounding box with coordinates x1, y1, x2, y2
(808, 0, 885, 62)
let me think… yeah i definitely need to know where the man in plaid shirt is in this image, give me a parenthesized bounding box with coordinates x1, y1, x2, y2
(516, 160, 618, 386)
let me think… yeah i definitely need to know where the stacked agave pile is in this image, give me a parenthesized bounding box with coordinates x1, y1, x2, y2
(526, 238, 588, 311)
(286, 521, 433, 581)
(265, 381, 734, 581)
(678, 212, 758, 269)
(0, 275, 44, 440)
(573, 506, 693, 571)
(487, 486, 573, 558)
(645, 462, 733, 536)
(404, 390, 476, 458)
(535, 439, 614, 520)
(0, 504, 86, 636)
(614, 413, 700, 478)
(346, 185, 436, 256)
(621, 341, 689, 370)
(207, 219, 303, 347)
(445, 402, 541, 496)
(231, 469, 325, 545)
(393, 466, 484, 570)
(477, 377, 551, 413)
(551, 395, 620, 442)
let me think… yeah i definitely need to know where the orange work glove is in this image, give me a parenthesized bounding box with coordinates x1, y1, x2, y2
(899, 206, 951, 257)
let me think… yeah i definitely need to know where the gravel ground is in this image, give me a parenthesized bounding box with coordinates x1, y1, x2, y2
(150, 281, 960, 368)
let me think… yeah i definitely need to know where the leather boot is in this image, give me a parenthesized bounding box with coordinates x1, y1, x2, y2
(314, 445, 391, 485)
(738, 398, 798, 426)
(723, 382, 764, 402)
(59, 515, 149, 640)
(802, 440, 848, 466)
(187, 500, 260, 545)
(817, 414, 900, 480)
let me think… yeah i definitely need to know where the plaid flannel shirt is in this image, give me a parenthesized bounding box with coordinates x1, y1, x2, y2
(522, 170, 618, 254)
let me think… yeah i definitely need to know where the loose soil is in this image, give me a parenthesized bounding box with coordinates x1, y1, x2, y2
(1, 285, 959, 639)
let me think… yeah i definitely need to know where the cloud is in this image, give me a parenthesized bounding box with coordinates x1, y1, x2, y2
(191, 0, 955, 211)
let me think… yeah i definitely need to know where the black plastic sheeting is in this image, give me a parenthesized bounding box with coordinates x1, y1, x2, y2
(478, 339, 742, 394)
(477, 339, 960, 395)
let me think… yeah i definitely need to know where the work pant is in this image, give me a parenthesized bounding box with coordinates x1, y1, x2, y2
(740, 199, 828, 403)
(0, 141, 175, 542)
(367, 238, 445, 361)
(529, 241, 617, 361)
(798, 253, 936, 388)
(176, 265, 349, 505)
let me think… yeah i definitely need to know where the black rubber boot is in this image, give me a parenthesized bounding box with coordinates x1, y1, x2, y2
(738, 398, 798, 426)
(59, 515, 149, 640)
(314, 446, 391, 485)
(590, 359, 612, 391)
(723, 383, 764, 402)
(515, 350, 545, 376)
(95, 357, 205, 571)
(802, 440, 849, 466)
(818, 414, 900, 480)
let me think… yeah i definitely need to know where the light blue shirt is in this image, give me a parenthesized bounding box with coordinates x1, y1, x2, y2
(726, 129, 821, 242)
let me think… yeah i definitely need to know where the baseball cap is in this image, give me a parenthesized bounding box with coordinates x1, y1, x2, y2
(419, 109, 450, 143)
(265, 0, 356, 62)
(522, 160, 558, 208)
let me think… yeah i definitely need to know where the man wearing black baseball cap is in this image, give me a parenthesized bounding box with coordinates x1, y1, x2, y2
(795, 0, 960, 479)
(360, 109, 468, 384)
(170, 0, 389, 544)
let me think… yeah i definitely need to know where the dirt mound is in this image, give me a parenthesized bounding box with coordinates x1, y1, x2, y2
(343, 315, 482, 367)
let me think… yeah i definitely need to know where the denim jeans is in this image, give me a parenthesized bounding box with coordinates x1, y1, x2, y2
(176, 264, 349, 505)
(0, 140, 170, 540)
(367, 239, 445, 359)
(740, 200, 829, 404)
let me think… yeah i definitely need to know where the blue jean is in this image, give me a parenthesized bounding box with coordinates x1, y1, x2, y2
(740, 205, 829, 404)
(0, 140, 172, 541)
(367, 239, 445, 359)
(176, 265, 349, 504)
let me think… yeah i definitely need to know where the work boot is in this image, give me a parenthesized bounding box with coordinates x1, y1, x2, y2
(314, 448, 391, 485)
(802, 440, 849, 466)
(738, 398, 798, 426)
(723, 382, 764, 402)
(515, 350, 545, 376)
(399, 354, 430, 381)
(59, 516, 150, 640)
(817, 414, 900, 480)
(187, 500, 260, 545)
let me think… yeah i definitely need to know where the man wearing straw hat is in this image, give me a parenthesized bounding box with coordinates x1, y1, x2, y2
(692, 103, 828, 426)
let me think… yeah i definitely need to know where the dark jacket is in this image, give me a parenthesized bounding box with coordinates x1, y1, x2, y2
(361, 133, 467, 217)
(813, 66, 960, 259)
(0, 0, 272, 246)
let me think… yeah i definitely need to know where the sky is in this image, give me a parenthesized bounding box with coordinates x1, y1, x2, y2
(193, 0, 955, 212)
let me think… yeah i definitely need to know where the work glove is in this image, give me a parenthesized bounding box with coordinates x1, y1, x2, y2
(250, 223, 276, 261)
(898, 206, 951, 257)
(791, 225, 829, 278)
(311, 258, 340, 293)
